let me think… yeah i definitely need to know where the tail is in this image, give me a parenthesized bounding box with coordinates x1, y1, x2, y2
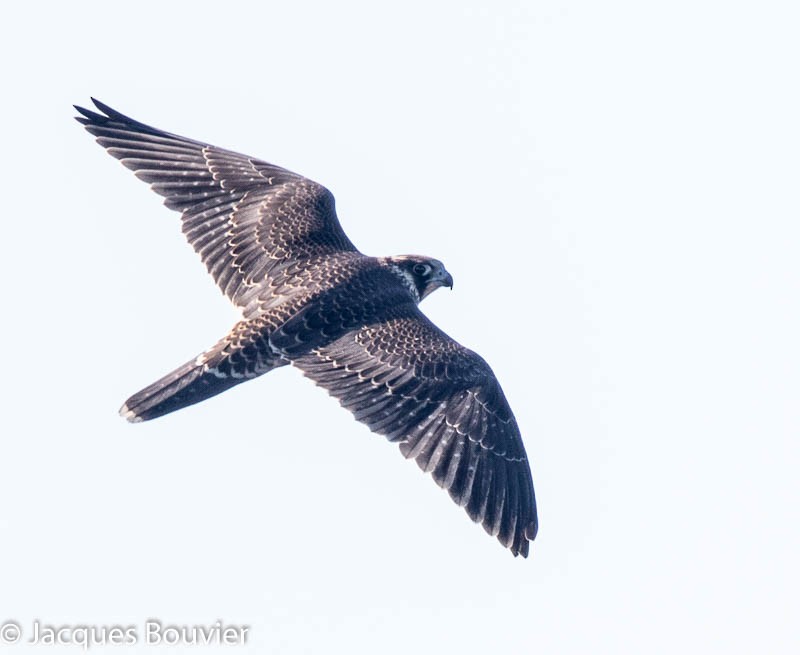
(120, 358, 239, 422)
(120, 318, 287, 422)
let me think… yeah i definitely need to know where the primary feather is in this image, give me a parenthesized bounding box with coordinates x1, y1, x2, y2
(76, 99, 538, 556)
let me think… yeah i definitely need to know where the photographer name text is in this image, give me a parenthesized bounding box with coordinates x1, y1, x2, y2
(0, 619, 249, 648)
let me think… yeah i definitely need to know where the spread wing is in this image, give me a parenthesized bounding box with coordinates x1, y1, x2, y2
(74, 98, 358, 310)
(293, 308, 538, 557)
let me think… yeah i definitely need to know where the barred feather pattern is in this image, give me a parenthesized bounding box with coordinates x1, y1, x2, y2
(75, 99, 357, 313)
(76, 99, 538, 558)
(293, 306, 538, 557)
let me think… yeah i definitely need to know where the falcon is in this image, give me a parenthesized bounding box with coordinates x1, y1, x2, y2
(75, 99, 538, 557)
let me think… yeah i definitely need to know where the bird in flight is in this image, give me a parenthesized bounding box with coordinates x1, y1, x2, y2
(75, 99, 538, 556)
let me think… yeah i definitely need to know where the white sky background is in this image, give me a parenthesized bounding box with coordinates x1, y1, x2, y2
(1, 0, 798, 653)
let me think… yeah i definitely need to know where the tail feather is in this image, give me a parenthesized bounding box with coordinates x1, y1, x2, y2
(120, 357, 247, 422)
(120, 316, 289, 422)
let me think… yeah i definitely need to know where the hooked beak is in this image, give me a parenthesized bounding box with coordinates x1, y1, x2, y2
(437, 269, 453, 290)
(420, 268, 454, 301)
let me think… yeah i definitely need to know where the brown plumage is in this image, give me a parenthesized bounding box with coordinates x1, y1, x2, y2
(75, 98, 538, 556)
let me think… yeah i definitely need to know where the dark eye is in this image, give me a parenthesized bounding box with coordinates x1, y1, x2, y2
(413, 263, 431, 276)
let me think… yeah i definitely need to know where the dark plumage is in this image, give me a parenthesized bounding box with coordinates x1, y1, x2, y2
(75, 99, 538, 556)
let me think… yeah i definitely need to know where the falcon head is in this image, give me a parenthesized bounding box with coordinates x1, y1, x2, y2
(386, 255, 453, 302)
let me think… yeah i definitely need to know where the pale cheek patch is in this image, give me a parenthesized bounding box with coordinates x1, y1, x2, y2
(388, 264, 421, 303)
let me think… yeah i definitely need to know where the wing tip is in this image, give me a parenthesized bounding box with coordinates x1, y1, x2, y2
(72, 98, 114, 123)
(90, 97, 124, 121)
(74, 99, 121, 132)
(73, 97, 205, 147)
(513, 520, 538, 559)
(507, 525, 536, 559)
(74, 97, 132, 124)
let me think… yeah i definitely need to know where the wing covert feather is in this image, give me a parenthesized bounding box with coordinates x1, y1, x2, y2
(293, 310, 538, 556)
(75, 99, 358, 308)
